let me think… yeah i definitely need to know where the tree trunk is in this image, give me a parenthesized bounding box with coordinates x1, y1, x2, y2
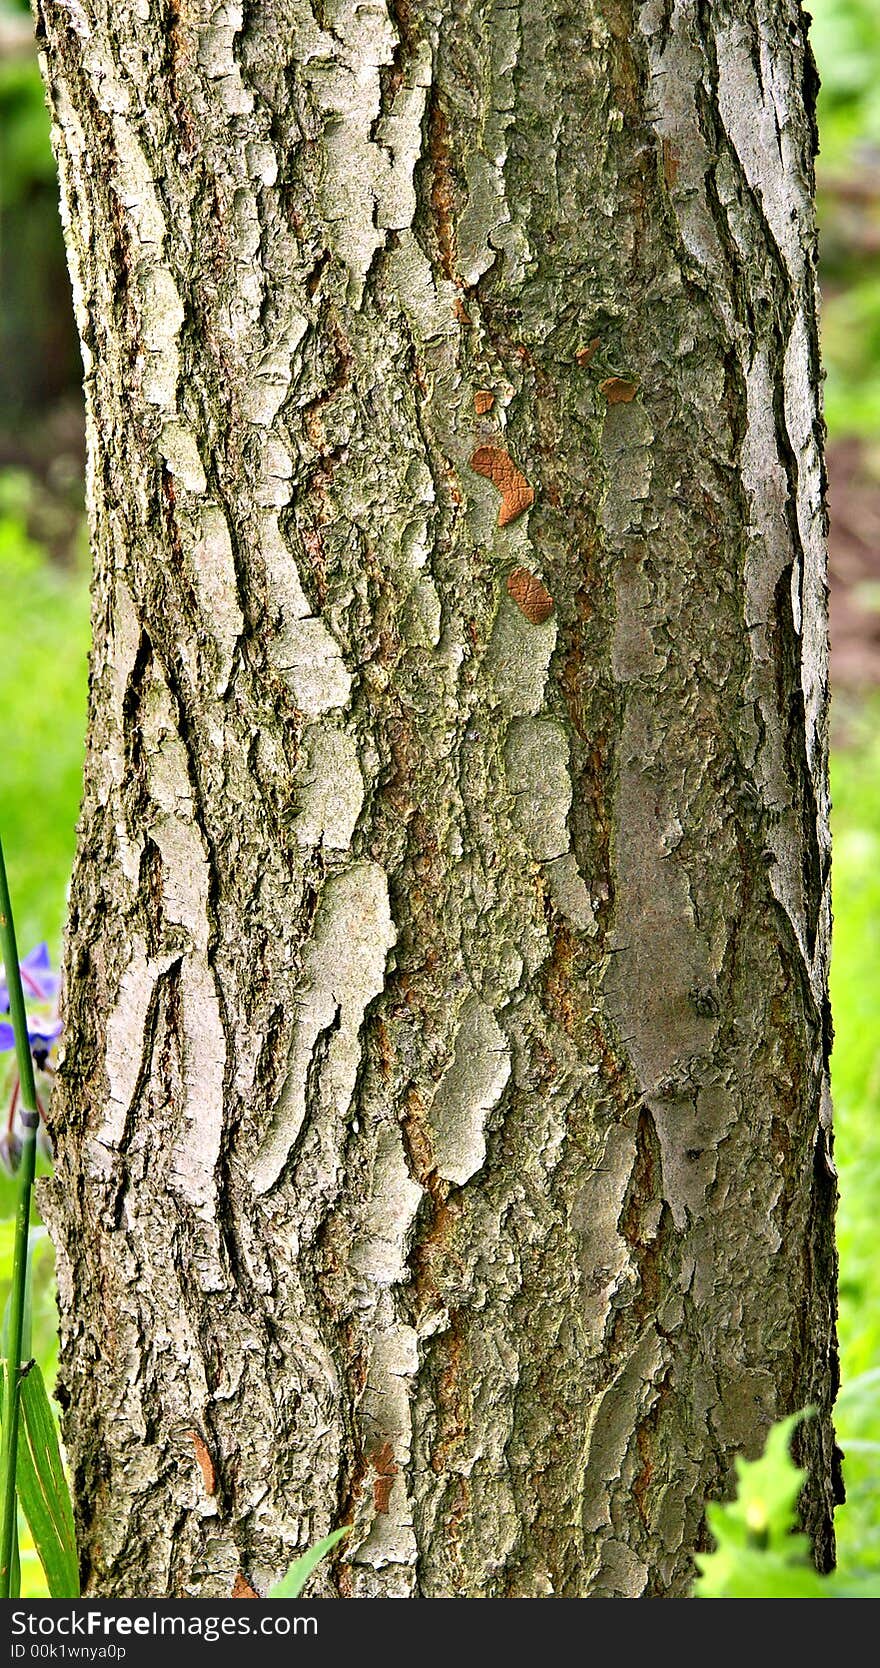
(37, 0, 838, 1598)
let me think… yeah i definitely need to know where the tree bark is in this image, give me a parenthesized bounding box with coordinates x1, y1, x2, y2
(37, 0, 839, 1598)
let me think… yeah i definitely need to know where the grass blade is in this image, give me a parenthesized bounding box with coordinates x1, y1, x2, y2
(9, 1498, 19, 1599)
(15, 1362, 78, 1597)
(268, 1527, 349, 1598)
(0, 1360, 20, 1599)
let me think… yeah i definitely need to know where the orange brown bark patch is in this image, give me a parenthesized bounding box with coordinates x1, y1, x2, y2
(600, 376, 637, 404)
(469, 444, 535, 526)
(576, 337, 600, 367)
(188, 1429, 217, 1496)
(370, 1441, 399, 1515)
(231, 1573, 259, 1598)
(507, 567, 554, 624)
(474, 389, 495, 414)
(401, 1085, 436, 1186)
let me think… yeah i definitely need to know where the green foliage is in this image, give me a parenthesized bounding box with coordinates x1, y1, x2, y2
(829, 698, 880, 1579)
(694, 1415, 828, 1597)
(0, 1228, 57, 1596)
(810, 0, 880, 168)
(268, 1528, 350, 1599)
(14, 1361, 78, 1596)
(821, 276, 880, 439)
(0, 1225, 56, 1385)
(0, 57, 55, 215)
(0, 492, 90, 952)
(0, 836, 75, 1598)
(811, 0, 880, 437)
(694, 1414, 880, 1598)
(0, 497, 86, 1597)
(0, 3, 55, 214)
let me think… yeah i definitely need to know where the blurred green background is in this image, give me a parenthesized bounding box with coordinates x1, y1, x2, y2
(2, 0, 880, 1596)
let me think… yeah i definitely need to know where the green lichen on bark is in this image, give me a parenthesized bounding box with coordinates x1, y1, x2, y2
(37, 0, 837, 1598)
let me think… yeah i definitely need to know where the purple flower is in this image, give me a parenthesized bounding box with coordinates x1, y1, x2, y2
(0, 943, 62, 1066)
(0, 945, 62, 1148)
(0, 942, 60, 1012)
(0, 1017, 62, 1063)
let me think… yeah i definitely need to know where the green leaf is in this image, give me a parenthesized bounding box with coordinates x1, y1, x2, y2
(718, 1412, 811, 1551)
(694, 1540, 829, 1599)
(9, 1510, 19, 1601)
(15, 1362, 78, 1597)
(693, 1411, 829, 1598)
(0, 1230, 47, 1363)
(268, 1528, 349, 1598)
(0, 1222, 16, 1285)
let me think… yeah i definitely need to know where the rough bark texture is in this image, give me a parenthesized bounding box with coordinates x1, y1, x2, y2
(38, 0, 839, 1598)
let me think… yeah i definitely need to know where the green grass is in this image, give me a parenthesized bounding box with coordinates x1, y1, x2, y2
(829, 699, 880, 1577)
(811, 0, 880, 439)
(0, 490, 88, 1597)
(0, 480, 90, 951)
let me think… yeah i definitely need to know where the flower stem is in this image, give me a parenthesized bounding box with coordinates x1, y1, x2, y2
(0, 833, 40, 1598)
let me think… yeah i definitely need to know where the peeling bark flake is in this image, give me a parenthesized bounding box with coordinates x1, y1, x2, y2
(231, 1574, 259, 1599)
(506, 567, 554, 623)
(188, 1429, 217, 1497)
(599, 377, 637, 405)
(470, 444, 535, 526)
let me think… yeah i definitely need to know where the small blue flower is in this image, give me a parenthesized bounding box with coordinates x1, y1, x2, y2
(0, 944, 62, 1069)
(0, 1016, 62, 1064)
(0, 942, 60, 1012)
(0, 944, 61, 1151)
